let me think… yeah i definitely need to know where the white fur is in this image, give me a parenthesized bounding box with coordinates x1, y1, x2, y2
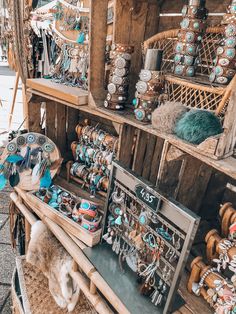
(27, 221, 80, 312)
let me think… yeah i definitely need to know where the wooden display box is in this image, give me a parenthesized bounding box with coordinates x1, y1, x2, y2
(27, 192, 102, 247)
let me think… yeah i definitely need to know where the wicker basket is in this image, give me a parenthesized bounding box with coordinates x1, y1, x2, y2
(143, 27, 236, 159)
(11, 256, 97, 314)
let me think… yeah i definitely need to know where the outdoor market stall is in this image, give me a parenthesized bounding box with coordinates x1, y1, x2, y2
(2, 0, 236, 313)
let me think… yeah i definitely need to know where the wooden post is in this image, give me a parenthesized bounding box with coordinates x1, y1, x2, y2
(27, 94, 43, 133)
(8, 72, 20, 129)
(25, 218, 31, 253)
(45, 101, 56, 143)
(89, 0, 109, 105)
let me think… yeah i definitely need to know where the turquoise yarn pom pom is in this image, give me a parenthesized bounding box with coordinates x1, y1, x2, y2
(174, 110, 223, 145)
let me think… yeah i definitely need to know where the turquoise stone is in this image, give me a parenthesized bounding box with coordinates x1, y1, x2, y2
(81, 202, 90, 210)
(175, 43, 182, 53)
(193, 22, 199, 29)
(76, 32, 85, 44)
(186, 67, 195, 77)
(139, 215, 146, 225)
(215, 66, 222, 75)
(226, 48, 235, 58)
(114, 207, 121, 215)
(115, 215, 122, 225)
(174, 54, 181, 63)
(132, 98, 137, 106)
(175, 65, 183, 75)
(135, 109, 144, 121)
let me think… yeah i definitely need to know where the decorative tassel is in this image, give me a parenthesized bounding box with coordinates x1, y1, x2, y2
(19, 146, 31, 172)
(40, 168, 52, 188)
(6, 155, 23, 163)
(9, 164, 20, 187)
(32, 163, 41, 185)
(0, 174, 7, 190)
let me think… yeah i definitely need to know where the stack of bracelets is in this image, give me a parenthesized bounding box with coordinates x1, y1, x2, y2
(173, 0, 208, 77)
(190, 222, 236, 314)
(210, 0, 236, 85)
(35, 185, 101, 232)
(104, 43, 134, 110)
(70, 124, 118, 195)
(133, 50, 165, 123)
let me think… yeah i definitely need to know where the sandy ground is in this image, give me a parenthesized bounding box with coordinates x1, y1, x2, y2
(0, 61, 23, 314)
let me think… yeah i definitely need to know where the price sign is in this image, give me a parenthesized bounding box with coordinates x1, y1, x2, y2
(135, 184, 160, 212)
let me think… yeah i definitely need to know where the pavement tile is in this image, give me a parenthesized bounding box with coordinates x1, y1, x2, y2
(0, 215, 8, 229)
(0, 219, 10, 244)
(0, 245, 16, 284)
(0, 285, 10, 309)
(1, 294, 12, 314)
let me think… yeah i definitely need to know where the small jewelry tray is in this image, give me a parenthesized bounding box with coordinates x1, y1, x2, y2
(27, 186, 102, 247)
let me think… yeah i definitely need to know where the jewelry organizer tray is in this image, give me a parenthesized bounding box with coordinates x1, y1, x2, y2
(27, 187, 102, 248)
(84, 161, 200, 314)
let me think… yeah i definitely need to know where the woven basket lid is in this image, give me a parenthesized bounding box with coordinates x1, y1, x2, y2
(14, 256, 97, 314)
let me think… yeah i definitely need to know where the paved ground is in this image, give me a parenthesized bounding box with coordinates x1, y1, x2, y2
(0, 62, 23, 314)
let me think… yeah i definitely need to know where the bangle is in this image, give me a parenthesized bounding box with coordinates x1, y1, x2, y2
(81, 213, 102, 232)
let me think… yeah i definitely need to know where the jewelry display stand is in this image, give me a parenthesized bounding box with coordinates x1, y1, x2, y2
(84, 161, 200, 314)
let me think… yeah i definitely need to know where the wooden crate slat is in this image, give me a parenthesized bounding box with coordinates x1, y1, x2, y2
(149, 137, 165, 185)
(45, 101, 56, 143)
(67, 107, 79, 150)
(176, 156, 213, 214)
(119, 124, 136, 168)
(56, 103, 67, 156)
(27, 94, 43, 133)
(141, 134, 157, 180)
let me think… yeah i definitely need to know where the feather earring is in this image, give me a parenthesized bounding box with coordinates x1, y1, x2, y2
(0, 165, 7, 190)
(32, 151, 42, 185)
(76, 32, 85, 44)
(40, 168, 52, 188)
(9, 163, 20, 187)
(19, 146, 31, 172)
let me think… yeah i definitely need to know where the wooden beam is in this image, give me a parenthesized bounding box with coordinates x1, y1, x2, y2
(45, 101, 56, 143)
(8, 72, 20, 129)
(89, 0, 108, 103)
(27, 92, 42, 133)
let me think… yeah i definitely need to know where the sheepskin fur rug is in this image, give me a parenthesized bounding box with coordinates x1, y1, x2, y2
(174, 109, 223, 145)
(152, 101, 188, 133)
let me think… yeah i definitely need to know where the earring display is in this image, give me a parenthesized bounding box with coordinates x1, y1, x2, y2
(173, 0, 208, 77)
(69, 123, 118, 195)
(0, 133, 61, 191)
(50, 36, 89, 89)
(133, 49, 165, 123)
(210, 0, 236, 85)
(97, 161, 200, 313)
(104, 43, 134, 110)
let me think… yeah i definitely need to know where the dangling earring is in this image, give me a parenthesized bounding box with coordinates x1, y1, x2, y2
(176, 237, 181, 250)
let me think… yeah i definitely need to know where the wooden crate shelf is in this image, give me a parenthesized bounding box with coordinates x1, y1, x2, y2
(75, 104, 236, 181)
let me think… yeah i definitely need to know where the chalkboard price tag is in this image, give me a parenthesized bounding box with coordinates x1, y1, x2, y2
(135, 184, 160, 212)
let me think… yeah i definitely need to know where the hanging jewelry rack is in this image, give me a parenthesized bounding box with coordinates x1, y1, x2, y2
(99, 161, 200, 314)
